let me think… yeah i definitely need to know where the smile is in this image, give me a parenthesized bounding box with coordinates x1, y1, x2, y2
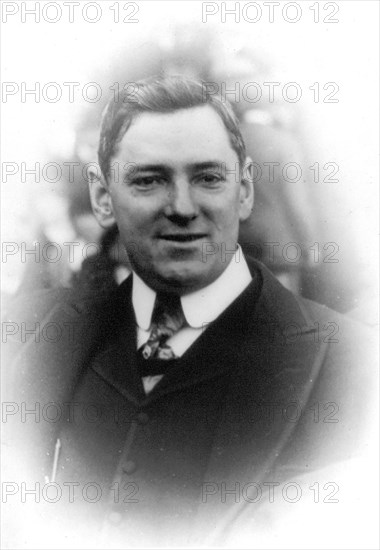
(158, 234, 207, 242)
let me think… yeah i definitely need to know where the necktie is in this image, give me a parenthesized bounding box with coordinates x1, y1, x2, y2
(139, 292, 186, 361)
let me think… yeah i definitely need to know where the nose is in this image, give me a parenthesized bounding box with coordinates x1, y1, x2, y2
(164, 180, 199, 223)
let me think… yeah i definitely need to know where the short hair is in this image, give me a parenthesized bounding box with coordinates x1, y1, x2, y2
(97, 75, 246, 180)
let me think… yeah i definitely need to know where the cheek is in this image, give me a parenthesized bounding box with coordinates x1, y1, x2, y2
(112, 200, 153, 232)
(113, 190, 163, 216)
(205, 194, 240, 225)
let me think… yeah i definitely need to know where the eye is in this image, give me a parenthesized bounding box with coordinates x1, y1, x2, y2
(131, 176, 165, 188)
(195, 172, 224, 187)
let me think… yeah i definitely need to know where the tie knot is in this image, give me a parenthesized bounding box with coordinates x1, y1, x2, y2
(152, 292, 186, 333)
(140, 292, 186, 361)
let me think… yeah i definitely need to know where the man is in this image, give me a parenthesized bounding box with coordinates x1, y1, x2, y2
(3, 76, 377, 549)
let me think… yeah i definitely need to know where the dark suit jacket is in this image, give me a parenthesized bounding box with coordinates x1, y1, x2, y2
(2, 257, 377, 549)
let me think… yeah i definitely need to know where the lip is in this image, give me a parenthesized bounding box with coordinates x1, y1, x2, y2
(157, 233, 208, 243)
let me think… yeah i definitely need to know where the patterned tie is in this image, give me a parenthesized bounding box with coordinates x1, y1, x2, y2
(139, 292, 186, 361)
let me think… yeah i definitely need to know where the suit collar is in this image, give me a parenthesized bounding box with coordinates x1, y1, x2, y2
(245, 256, 315, 335)
(89, 267, 259, 406)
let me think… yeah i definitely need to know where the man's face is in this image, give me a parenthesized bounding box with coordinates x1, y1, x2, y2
(105, 105, 253, 294)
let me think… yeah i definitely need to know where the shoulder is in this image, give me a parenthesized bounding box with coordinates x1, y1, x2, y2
(294, 293, 375, 344)
(248, 255, 375, 343)
(3, 287, 74, 323)
(293, 294, 377, 373)
(2, 276, 132, 325)
(2, 278, 133, 374)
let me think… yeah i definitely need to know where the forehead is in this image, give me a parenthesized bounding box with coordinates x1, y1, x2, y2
(114, 105, 238, 165)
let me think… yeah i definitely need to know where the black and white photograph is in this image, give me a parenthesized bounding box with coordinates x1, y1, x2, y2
(1, 1, 379, 548)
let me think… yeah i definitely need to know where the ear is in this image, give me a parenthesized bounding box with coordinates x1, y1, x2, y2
(239, 156, 254, 222)
(88, 169, 116, 229)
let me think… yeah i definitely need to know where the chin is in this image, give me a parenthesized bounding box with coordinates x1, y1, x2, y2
(152, 261, 210, 294)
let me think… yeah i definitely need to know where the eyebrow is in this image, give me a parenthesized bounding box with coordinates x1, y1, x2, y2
(128, 161, 226, 176)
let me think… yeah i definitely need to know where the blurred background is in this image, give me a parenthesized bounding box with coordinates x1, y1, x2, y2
(1, 1, 378, 323)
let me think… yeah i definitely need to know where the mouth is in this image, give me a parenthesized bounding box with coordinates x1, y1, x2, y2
(157, 233, 207, 243)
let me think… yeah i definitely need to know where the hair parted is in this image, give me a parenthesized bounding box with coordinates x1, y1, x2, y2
(97, 74, 246, 180)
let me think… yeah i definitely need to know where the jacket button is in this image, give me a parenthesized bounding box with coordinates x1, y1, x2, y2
(122, 460, 137, 474)
(136, 412, 149, 425)
(108, 511, 122, 525)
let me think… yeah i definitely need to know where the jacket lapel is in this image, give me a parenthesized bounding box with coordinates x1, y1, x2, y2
(90, 277, 146, 405)
(89, 264, 261, 405)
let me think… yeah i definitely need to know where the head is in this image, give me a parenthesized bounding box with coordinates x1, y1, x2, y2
(89, 75, 254, 295)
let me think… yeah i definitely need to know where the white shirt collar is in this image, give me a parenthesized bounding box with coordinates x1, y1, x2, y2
(132, 246, 252, 330)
